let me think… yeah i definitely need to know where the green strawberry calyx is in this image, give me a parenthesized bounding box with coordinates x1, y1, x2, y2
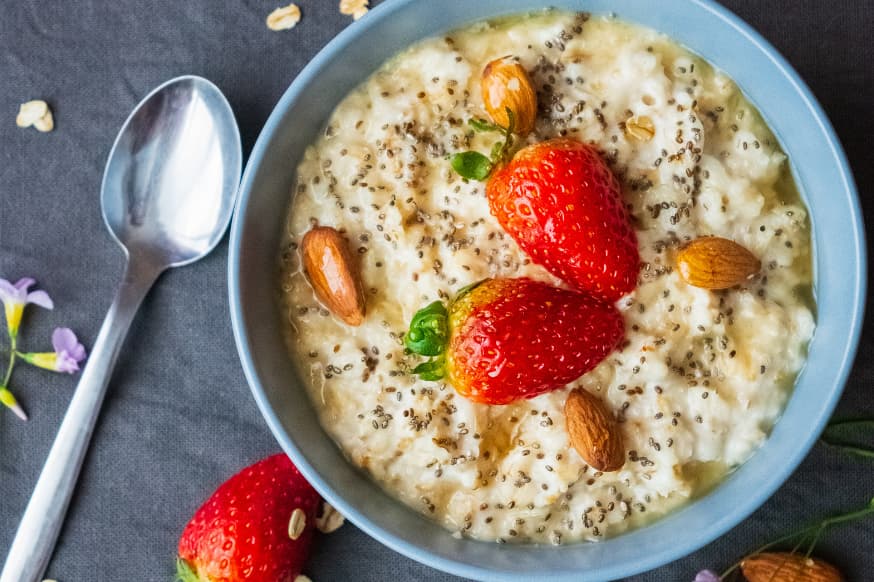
(448, 108, 516, 181)
(405, 301, 449, 380)
(405, 281, 485, 381)
(174, 558, 200, 582)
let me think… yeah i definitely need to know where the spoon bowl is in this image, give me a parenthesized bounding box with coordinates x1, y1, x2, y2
(101, 75, 241, 266)
(1, 75, 241, 582)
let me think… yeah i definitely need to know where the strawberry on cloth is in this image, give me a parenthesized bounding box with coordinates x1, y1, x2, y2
(405, 278, 624, 405)
(176, 454, 321, 582)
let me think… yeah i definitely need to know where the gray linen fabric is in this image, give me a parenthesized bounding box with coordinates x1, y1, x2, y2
(1, 1, 872, 580)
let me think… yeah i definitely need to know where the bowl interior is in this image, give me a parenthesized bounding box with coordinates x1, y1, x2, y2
(229, 0, 865, 580)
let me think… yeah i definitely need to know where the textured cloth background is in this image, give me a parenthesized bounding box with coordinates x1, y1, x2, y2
(1, 1, 872, 580)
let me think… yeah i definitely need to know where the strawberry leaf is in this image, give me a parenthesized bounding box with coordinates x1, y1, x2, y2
(413, 356, 446, 381)
(489, 141, 505, 163)
(450, 151, 493, 181)
(489, 108, 516, 165)
(450, 110, 518, 180)
(470, 118, 501, 133)
(175, 558, 200, 582)
(454, 279, 486, 299)
(505, 107, 516, 135)
(498, 109, 516, 161)
(405, 301, 449, 357)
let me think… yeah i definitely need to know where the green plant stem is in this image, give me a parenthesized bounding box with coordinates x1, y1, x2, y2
(719, 502, 874, 578)
(789, 532, 811, 555)
(827, 419, 874, 430)
(819, 504, 874, 527)
(829, 444, 874, 458)
(720, 528, 807, 578)
(822, 418, 874, 457)
(805, 528, 824, 559)
(1, 336, 16, 388)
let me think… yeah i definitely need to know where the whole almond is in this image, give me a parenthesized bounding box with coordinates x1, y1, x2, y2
(481, 56, 537, 136)
(676, 236, 761, 289)
(301, 226, 366, 326)
(564, 388, 625, 472)
(742, 552, 843, 582)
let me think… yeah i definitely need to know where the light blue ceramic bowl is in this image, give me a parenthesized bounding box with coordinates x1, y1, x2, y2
(228, 1, 865, 579)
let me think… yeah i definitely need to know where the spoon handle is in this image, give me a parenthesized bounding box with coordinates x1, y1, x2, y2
(1, 258, 162, 582)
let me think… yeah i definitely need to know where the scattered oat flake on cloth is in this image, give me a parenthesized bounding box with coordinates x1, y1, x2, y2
(266, 3, 302, 31)
(315, 501, 345, 533)
(16, 100, 54, 132)
(339, 0, 368, 19)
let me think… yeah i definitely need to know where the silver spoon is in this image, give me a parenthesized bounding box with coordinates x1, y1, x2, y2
(1, 75, 242, 582)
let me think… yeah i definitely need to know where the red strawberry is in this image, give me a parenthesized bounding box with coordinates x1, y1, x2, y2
(486, 138, 640, 301)
(176, 454, 321, 582)
(405, 278, 624, 405)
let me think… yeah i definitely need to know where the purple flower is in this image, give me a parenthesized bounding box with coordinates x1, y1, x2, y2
(0, 277, 53, 338)
(51, 327, 87, 373)
(694, 570, 720, 582)
(20, 328, 87, 374)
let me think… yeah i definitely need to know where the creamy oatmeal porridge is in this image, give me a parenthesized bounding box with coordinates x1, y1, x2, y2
(278, 10, 814, 544)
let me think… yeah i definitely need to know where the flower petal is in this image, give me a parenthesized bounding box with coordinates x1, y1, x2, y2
(52, 327, 76, 351)
(26, 290, 54, 310)
(694, 570, 721, 582)
(13, 277, 35, 291)
(56, 352, 81, 373)
(0, 278, 19, 302)
(52, 328, 86, 362)
(70, 342, 86, 362)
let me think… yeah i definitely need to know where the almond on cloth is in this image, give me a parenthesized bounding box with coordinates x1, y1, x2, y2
(741, 552, 844, 582)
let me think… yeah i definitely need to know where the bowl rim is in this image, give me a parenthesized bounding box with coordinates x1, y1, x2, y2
(228, 0, 866, 579)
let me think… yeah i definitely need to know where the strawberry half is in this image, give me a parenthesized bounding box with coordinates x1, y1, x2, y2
(176, 453, 321, 582)
(486, 138, 640, 302)
(405, 278, 624, 405)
